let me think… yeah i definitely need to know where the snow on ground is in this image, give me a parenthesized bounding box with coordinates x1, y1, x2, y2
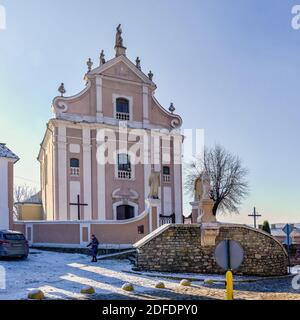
(0, 249, 212, 300)
(0, 250, 296, 300)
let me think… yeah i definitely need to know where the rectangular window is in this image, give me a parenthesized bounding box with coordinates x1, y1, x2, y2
(116, 98, 130, 120)
(118, 154, 131, 172)
(163, 166, 171, 182)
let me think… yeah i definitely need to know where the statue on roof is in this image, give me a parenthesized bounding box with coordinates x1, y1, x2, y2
(115, 24, 127, 57)
(115, 24, 124, 47)
(100, 50, 106, 65)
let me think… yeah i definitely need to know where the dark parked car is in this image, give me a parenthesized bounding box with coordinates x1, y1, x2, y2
(0, 230, 29, 259)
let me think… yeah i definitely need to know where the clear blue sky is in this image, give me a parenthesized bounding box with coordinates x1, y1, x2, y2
(0, 0, 299, 224)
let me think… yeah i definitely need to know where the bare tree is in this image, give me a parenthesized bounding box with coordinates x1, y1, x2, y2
(185, 145, 249, 216)
(13, 184, 37, 220)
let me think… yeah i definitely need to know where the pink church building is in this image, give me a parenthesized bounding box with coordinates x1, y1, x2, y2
(14, 26, 183, 248)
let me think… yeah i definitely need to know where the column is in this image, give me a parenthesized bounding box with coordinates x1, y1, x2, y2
(57, 125, 68, 220)
(97, 128, 106, 220)
(173, 134, 183, 223)
(82, 128, 92, 220)
(96, 76, 103, 122)
(143, 85, 149, 127)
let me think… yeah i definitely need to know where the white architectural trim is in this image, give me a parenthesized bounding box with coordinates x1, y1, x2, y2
(89, 54, 156, 87)
(112, 200, 138, 221)
(143, 85, 149, 124)
(163, 186, 172, 215)
(80, 223, 91, 245)
(112, 93, 133, 121)
(96, 76, 103, 122)
(26, 223, 33, 245)
(174, 143, 182, 223)
(29, 243, 133, 249)
(69, 144, 80, 153)
(57, 125, 68, 220)
(97, 129, 106, 220)
(0, 158, 9, 230)
(15, 206, 150, 225)
(82, 128, 92, 220)
(52, 80, 92, 117)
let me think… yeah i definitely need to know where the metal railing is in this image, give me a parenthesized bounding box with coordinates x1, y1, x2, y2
(116, 112, 130, 121)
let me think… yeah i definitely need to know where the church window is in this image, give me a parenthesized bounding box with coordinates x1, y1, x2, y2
(117, 153, 132, 179)
(116, 205, 135, 220)
(116, 98, 130, 120)
(163, 166, 171, 182)
(70, 158, 80, 176)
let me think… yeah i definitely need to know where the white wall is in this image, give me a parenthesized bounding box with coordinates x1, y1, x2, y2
(0, 158, 9, 230)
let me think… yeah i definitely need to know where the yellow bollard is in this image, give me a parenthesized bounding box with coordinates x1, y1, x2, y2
(225, 270, 233, 300)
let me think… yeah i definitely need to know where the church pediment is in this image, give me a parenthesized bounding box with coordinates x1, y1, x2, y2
(89, 55, 155, 86)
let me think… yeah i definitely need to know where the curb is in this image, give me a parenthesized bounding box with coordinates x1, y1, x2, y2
(124, 270, 295, 284)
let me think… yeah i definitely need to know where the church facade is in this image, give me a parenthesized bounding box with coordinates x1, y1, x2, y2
(14, 26, 184, 248)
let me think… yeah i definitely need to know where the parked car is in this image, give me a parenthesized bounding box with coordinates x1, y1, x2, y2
(0, 230, 29, 259)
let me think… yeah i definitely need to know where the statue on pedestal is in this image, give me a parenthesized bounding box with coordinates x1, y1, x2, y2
(115, 24, 124, 47)
(115, 24, 127, 56)
(194, 174, 203, 202)
(149, 171, 160, 199)
(193, 171, 217, 224)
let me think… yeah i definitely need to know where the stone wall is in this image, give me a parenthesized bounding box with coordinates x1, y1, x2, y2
(135, 224, 288, 276)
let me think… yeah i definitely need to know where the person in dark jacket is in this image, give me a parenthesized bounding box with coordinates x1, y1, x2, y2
(87, 234, 99, 262)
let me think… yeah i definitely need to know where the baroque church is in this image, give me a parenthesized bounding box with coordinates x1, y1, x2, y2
(14, 26, 183, 247)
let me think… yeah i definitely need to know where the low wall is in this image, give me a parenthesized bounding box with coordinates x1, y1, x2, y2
(13, 209, 150, 248)
(135, 224, 288, 276)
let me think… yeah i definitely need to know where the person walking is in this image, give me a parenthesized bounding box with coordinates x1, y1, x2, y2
(87, 234, 99, 262)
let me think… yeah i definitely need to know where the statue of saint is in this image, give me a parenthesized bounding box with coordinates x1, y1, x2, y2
(202, 171, 211, 200)
(100, 50, 106, 65)
(149, 171, 160, 199)
(194, 174, 203, 202)
(115, 24, 124, 47)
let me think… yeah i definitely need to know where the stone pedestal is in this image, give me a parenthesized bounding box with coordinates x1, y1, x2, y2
(147, 198, 161, 233)
(200, 223, 220, 246)
(189, 201, 199, 224)
(197, 199, 216, 224)
(115, 46, 127, 57)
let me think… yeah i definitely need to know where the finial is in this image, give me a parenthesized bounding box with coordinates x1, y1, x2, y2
(58, 83, 66, 97)
(169, 103, 175, 113)
(87, 58, 93, 72)
(148, 71, 154, 81)
(115, 24, 127, 57)
(135, 57, 141, 70)
(100, 50, 106, 66)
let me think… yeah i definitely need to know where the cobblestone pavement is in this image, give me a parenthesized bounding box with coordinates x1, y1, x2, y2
(94, 277, 300, 300)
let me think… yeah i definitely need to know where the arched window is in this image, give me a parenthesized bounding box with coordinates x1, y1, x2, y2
(117, 205, 135, 220)
(116, 98, 130, 120)
(70, 158, 80, 176)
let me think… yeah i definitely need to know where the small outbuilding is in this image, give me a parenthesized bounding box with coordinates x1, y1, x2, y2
(0, 143, 19, 230)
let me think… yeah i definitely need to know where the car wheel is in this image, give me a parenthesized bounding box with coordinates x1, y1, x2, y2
(20, 255, 28, 260)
